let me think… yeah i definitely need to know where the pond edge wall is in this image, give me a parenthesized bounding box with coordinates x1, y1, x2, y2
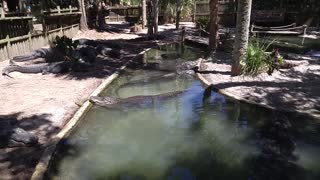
(30, 48, 151, 180)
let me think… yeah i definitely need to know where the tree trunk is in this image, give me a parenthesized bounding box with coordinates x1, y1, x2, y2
(175, 0, 182, 30)
(78, 0, 88, 31)
(231, 0, 252, 76)
(162, 0, 169, 24)
(147, 0, 154, 36)
(142, 0, 147, 28)
(152, 0, 159, 34)
(209, 0, 219, 51)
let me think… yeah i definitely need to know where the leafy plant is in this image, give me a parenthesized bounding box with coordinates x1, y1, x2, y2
(195, 16, 209, 31)
(241, 38, 282, 75)
(49, 36, 79, 56)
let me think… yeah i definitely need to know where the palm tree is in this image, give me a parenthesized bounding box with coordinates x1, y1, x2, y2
(142, 0, 147, 28)
(209, 0, 219, 51)
(153, 0, 159, 34)
(231, 0, 252, 76)
(78, 0, 88, 30)
(176, 0, 183, 30)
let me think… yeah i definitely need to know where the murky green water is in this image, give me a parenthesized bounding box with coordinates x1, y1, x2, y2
(46, 45, 320, 180)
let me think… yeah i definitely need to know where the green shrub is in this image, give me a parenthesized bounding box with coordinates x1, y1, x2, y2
(241, 38, 283, 75)
(195, 17, 209, 31)
(49, 36, 79, 56)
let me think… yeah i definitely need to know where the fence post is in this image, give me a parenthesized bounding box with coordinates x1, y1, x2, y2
(60, 17, 63, 36)
(28, 32, 32, 51)
(57, 6, 61, 14)
(69, 5, 72, 13)
(0, 7, 5, 18)
(302, 25, 307, 35)
(6, 35, 11, 58)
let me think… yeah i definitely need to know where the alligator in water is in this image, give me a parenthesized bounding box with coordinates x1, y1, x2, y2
(2, 61, 91, 77)
(89, 91, 185, 109)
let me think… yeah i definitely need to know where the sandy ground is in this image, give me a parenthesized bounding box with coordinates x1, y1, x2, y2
(198, 52, 320, 120)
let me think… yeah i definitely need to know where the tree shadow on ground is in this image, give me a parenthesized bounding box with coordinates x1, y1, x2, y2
(54, 37, 161, 80)
(0, 112, 60, 180)
(207, 67, 320, 118)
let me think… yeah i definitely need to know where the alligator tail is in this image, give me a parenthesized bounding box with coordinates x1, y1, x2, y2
(2, 64, 44, 76)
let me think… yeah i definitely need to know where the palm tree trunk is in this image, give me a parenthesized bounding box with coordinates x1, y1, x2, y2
(162, 0, 170, 24)
(231, 0, 252, 76)
(78, 0, 88, 30)
(209, 0, 219, 51)
(175, 0, 182, 30)
(142, 0, 147, 28)
(147, 0, 154, 36)
(153, 0, 159, 34)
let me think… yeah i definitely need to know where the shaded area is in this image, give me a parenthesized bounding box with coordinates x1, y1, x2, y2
(0, 112, 60, 180)
(205, 68, 320, 117)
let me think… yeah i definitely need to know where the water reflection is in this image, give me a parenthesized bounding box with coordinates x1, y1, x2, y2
(250, 113, 298, 180)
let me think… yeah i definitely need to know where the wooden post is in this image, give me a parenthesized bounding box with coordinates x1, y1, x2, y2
(57, 6, 61, 14)
(42, 17, 47, 40)
(69, 5, 72, 13)
(6, 35, 11, 58)
(28, 32, 32, 51)
(181, 26, 185, 43)
(302, 25, 307, 35)
(59, 17, 63, 35)
(0, 7, 5, 18)
(28, 18, 33, 51)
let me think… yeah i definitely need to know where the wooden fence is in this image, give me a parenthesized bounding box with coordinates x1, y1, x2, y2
(106, 6, 141, 22)
(106, 5, 165, 23)
(0, 6, 80, 61)
(195, 0, 237, 27)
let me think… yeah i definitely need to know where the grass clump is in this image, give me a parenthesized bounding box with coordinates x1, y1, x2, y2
(241, 38, 283, 76)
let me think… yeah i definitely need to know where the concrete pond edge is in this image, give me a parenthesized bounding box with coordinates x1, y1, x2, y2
(196, 58, 319, 120)
(30, 48, 152, 180)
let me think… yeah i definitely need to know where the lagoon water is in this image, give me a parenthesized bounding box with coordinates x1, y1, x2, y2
(46, 45, 320, 180)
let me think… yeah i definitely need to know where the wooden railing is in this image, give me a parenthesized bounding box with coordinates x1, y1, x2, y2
(0, 6, 81, 61)
(0, 17, 33, 40)
(251, 23, 307, 35)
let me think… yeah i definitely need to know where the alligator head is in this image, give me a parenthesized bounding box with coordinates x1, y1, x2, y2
(89, 96, 120, 107)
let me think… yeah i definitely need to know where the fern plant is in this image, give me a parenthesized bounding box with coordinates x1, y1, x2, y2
(241, 38, 282, 75)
